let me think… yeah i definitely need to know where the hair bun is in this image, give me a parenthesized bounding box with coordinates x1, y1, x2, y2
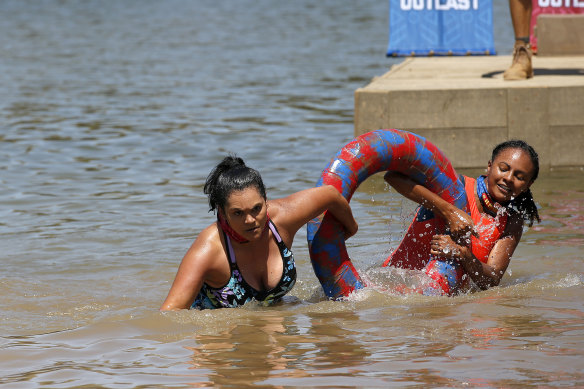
(203, 154, 266, 213)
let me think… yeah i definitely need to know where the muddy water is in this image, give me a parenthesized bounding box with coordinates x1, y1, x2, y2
(1, 0, 583, 387)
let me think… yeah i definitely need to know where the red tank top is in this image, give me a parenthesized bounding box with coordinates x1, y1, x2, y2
(465, 176, 508, 263)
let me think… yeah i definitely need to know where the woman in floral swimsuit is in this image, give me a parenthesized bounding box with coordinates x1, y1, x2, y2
(161, 155, 358, 310)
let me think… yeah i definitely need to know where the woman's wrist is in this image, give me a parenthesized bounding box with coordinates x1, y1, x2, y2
(458, 246, 474, 264)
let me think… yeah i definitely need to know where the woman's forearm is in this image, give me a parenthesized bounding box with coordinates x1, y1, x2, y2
(385, 172, 457, 220)
(458, 246, 501, 289)
(324, 186, 358, 238)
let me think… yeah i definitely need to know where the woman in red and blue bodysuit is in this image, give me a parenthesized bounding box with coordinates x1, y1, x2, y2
(383, 140, 540, 295)
(161, 155, 358, 310)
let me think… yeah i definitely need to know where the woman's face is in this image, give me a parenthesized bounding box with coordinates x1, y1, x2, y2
(223, 186, 268, 241)
(486, 147, 535, 203)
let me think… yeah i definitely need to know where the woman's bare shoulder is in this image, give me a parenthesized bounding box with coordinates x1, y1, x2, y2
(186, 222, 225, 267)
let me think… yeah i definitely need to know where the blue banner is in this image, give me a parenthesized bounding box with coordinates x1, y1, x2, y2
(387, 0, 496, 56)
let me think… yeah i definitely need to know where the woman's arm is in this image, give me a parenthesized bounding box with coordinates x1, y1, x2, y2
(430, 215, 523, 289)
(269, 185, 358, 245)
(160, 226, 219, 311)
(384, 172, 476, 243)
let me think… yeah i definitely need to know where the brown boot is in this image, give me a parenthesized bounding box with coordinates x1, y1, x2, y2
(503, 42, 533, 80)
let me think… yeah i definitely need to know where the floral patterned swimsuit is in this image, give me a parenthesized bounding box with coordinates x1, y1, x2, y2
(191, 220, 297, 309)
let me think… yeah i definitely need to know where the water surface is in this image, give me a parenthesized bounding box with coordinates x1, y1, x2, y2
(1, 1, 583, 387)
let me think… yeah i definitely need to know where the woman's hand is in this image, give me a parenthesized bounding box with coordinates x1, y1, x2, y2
(430, 234, 465, 260)
(442, 207, 478, 245)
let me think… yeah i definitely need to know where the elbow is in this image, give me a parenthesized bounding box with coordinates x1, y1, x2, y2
(384, 171, 400, 185)
(489, 267, 507, 288)
(478, 280, 498, 291)
(324, 184, 341, 197)
(160, 296, 190, 311)
(478, 274, 502, 290)
(160, 304, 186, 312)
(160, 303, 175, 312)
(323, 185, 346, 207)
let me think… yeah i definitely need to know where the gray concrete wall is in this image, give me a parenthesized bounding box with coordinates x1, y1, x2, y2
(354, 56, 584, 170)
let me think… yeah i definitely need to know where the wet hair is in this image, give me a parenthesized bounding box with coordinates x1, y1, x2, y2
(203, 154, 266, 213)
(491, 140, 540, 226)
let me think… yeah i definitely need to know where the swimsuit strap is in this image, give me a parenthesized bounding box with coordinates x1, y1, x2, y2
(222, 230, 238, 269)
(222, 221, 274, 295)
(464, 176, 480, 220)
(267, 220, 282, 243)
(223, 218, 278, 267)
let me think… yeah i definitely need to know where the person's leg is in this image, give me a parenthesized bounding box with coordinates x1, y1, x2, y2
(504, 0, 534, 80)
(510, 0, 532, 41)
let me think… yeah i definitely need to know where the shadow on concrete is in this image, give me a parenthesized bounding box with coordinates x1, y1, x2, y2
(482, 68, 584, 78)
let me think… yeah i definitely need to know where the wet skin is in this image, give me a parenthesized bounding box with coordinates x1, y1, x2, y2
(222, 187, 269, 242)
(486, 148, 535, 204)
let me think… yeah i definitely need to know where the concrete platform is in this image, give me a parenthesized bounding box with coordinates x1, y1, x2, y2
(354, 55, 584, 170)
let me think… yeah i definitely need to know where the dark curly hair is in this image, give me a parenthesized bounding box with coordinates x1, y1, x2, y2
(491, 140, 540, 226)
(203, 155, 266, 213)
